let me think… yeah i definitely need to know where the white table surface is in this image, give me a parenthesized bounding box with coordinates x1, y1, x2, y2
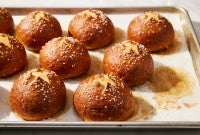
(0, 0, 200, 134)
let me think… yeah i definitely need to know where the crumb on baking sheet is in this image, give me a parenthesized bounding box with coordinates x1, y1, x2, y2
(183, 102, 199, 108)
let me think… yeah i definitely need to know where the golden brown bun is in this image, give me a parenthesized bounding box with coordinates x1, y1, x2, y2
(39, 37, 90, 79)
(68, 9, 114, 50)
(128, 11, 174, 52)
(103, 40, 154, 86)
(10, 68, 66, 121)
(0, 33, 26, 77)
(16, 11, 62, 51)
(0, 8, 14, 35)
(73, 74, 137, 121)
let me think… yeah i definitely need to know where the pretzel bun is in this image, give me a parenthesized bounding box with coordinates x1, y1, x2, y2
(68, 9, 114, 49)
(73, 74, 138, 121)
(16, 11, 62, 51)
(103, 40, 154, 86)
(128, 11, 174, 52)
(39, 37, 90, 79)
(0, 33, 26, 77)
(10, 68, 66, 121)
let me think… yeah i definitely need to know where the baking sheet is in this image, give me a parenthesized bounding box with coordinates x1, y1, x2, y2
(0, 6, 200, 128)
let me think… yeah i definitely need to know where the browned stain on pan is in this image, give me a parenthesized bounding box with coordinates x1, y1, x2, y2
(152, 30, 182, 55)
(98, 27, 127, 53)
(72, 55, 104, 82)
(54, 89, 74, 121)
(128, 92, 155, 121)
(0, 86, 11, 120)
(25, 52, 40, 70)
(87, 55, 104, 76)
(149, 66, 194, 110)
(63, 89, 74, 113)
(62, 30, 69, 37)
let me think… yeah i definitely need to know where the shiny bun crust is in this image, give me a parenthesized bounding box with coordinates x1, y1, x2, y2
(128, 11, 174, 52)
(10, 68, 66, 121)
(68, 9, 114, 49)
(0, 8, 14, 35)
(103, 40, 154, 86)
(16, 11, 62, 51)
(40, 37, 90, 79)
(0, 33, 26, 77)
(73, 74, 137, 121)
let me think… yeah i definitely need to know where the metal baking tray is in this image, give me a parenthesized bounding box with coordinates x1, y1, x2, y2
(0, 6, 200, 129)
